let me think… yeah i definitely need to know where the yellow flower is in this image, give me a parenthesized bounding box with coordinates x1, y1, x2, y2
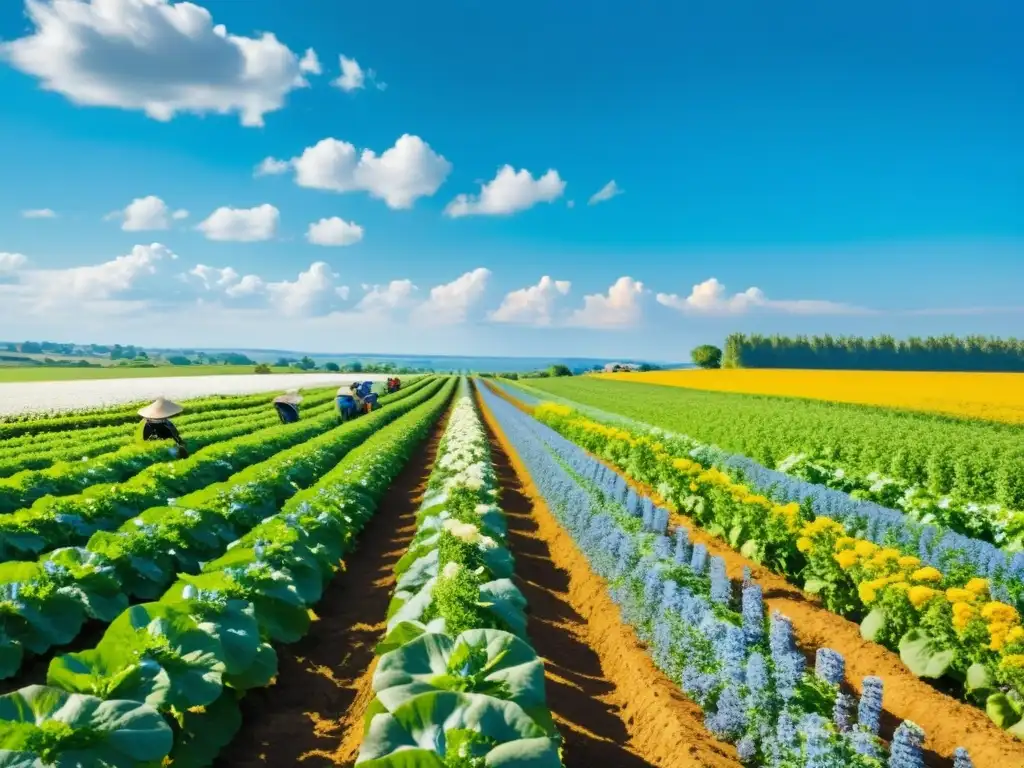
(834, 550, 859, 569)
(797, 537, 813, 554)
(946, 587, 975, 603)
(911, 567, 943, 583)
(965, 578, 990, 596)
(898, 555, 922, 569)
(1001, 654, 1024, 669)
(889, 581, 911, 594)
(854, 541, 879, 557)
(858, 584, 877, 604)
(952, 602, 978, 631)
(836, 536, 858, 550)
(689, 482, 698, 492)
(872, 548, 902, 565)
(908, 586, 937, 608)
(1008, 627, 1024, 644)
(981, 602, 1021, 625)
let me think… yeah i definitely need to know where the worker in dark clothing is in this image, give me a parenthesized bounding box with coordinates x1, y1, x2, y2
(138, 397, 189, 458)
(273, 390, 302, 424)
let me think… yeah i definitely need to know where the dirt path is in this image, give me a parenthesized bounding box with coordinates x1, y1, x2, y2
(480, 381, 1024, 768)
(476, 387, 740, 768)
(215, 407, 450, 767)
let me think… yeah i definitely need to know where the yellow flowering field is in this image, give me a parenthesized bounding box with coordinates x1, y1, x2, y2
(597, 368, 1024, 423)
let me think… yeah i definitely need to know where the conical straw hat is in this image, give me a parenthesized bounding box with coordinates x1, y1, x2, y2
(275, 391, 303, 405)
(138, 397, 183, 420)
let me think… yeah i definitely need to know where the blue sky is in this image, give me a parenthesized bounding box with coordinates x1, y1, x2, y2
(1, 0, 1021, 360)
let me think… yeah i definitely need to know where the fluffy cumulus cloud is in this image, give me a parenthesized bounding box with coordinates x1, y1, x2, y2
(445, 165, 566, 218)
(356, 279, 419, 315)
(21, 208, 56, 219)
(588, 180, 622, 205)
(186, 261, 348, 316)
(113, 195, 172, 231)
(299, 48, 322, 75)
(197, 204, 279, 242)
(260, 134, 451, 209)
(331, 54, 384, 92)
(0, 0, 317, 127)
(0, 243, 178, 313)
(0, 253, 28, 272)
(656, 277, 868, 315)
(489, 275, 571, 326)
(413, 268, 491, 326)
(567, 276, 646, 328)
(306, 217, 364, 246)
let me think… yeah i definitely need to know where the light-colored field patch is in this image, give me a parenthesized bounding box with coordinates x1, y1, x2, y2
(0, 373, 387, 417)
(598, 368, 1024, 423)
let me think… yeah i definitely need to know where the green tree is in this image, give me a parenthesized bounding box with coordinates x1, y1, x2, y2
(691, 344, 723, 369)
(549, 364, 573, 377)
(166, 355, 192, 366)
(297, 355, 316, 370)
(324, 362, 340, 372)
(254, 363, 272, 374)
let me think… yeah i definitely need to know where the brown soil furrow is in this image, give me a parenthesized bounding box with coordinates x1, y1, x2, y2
(214, 407, 451, 767)
(481, 381, 1024, 768)
(476, 386, 740, 768)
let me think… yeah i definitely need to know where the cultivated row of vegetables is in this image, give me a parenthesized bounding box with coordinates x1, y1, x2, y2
(0, 389, 342, 515)
(355, 382, 563, 767)
(0, 377, 446, 680)
(0, 378, 456, 766)
(523, 377, 1024, 515)
(494, 381, 1024, 739)
(477, 383, 975, 767)
(0, 377, 435, 561)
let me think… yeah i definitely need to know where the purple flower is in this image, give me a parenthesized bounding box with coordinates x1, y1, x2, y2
(952, 747, 974, 768)
(706, 684, 746, 740)
(858, 676, 883, 735)
(848, 728, 883, 759)
(769, 611, 796, 660)
(742, 566, 753, 589)
(691, 543, 708, 574)
(888, 721, 925, 768)
(741, 585, 764, 645)
(815, 648, 845, 686)
(833, 692, 853, 731)
(710, 556, 731, 604)
(745, 651, 769, 695)
(674, 526, 692, 565)
(774, 651, 805, 701)
(736, 736, 756, 762)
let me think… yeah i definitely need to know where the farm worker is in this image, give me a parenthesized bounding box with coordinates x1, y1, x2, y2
(335, 384, 359, 420)
(273, 390, 302, 424)
(138, 397, 189, 458)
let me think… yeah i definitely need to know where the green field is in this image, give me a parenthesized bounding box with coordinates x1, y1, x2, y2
(0, 365, 307, 383)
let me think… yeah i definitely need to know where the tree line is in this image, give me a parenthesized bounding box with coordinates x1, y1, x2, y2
(723, 333, 1024, 371)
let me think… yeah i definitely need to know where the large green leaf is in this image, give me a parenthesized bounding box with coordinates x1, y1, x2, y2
(0, 685, 172, 766)
(898, 629, 954, 679)
(47, 603, 225, 711)
(167, 690, 242, 768)
(357, 691, 552, 763)
(374, 630, 548, 730)
(478, 581, 527, 638)
(222, 642, 278, 691)
(859, 609, 887, 643)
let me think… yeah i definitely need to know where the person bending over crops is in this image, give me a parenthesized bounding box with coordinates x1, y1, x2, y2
(273, 390, 302, 424)
(138, 397, 189, 458)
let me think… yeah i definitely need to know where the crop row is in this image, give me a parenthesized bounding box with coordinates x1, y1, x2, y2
(477, 382, 975, 767)
(0, 377, 448, 678)
(514, 379, 1024, 551)
(497, 383, 1024, 738)
(0, 393, 332, 478)
(354, 382, 562, 766)
(525, 376, 1024, 511)
(0, 388, 342, 514)
(0, 376, 436, 562)
(0, 378, 455, 766)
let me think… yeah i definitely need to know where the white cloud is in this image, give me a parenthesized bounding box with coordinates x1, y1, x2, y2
(299, 48, 322, 75)
(655, 277, 868, 316)
(266, 262, 344, 316)
(118, 195, 171, 231)
(225, 274, 264, 298)
(445, 165, 566, 218)
(197, 204, 279, 242)
(189, 264, 239, 290)
(489, 275, 571, 326)
(6, 243, 178, 310)
(172, 209, 189, 220)
(288, 134, 451, 209)
(0, 0, 313, 127)
(413, 268, 491, 326)
(254, 157, 291, 177)
(588, 180, 622, 205)
(0, 253, 28, 272)
(356, 279, 418, 315)
(21, 208, 56, 219)
(333, 55, 364, 92)
(567, 276, 645, 328)
(306, 217, 364, 247)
